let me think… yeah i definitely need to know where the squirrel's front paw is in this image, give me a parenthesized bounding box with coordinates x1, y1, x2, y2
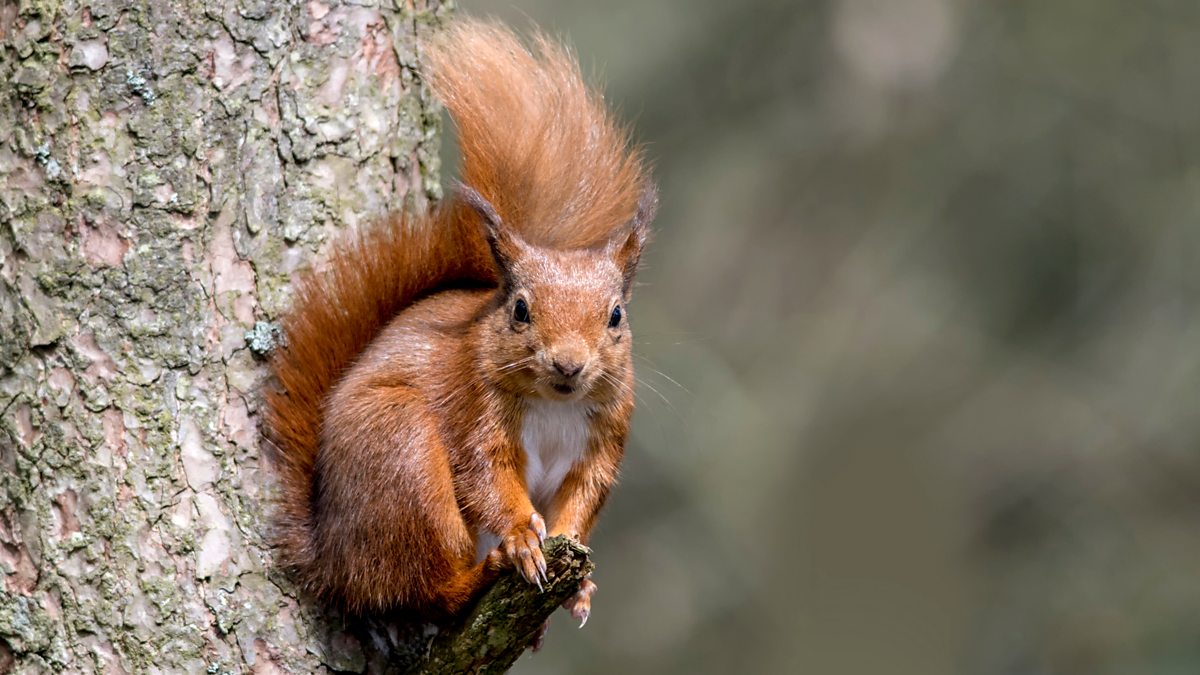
(562, 578, 596, 627)
(502, 512, 547, 589)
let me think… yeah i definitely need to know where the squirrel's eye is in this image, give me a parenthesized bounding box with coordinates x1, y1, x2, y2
(513, 298, 531, 324)
(608, 305, 622, 328)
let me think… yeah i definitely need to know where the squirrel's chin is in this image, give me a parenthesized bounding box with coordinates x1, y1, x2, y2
(534, 381, 589, 402)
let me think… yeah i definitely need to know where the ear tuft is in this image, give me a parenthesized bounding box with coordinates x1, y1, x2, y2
(457, 182, 524, 280)
(457, 182, 502, 233)
(633, 180, 659, 231)
(611, 180, 657, 298)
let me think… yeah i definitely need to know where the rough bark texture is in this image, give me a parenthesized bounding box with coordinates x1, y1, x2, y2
(0, 0, 492, 671)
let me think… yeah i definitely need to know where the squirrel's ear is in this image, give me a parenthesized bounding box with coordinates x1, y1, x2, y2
(633, 180, 659, 231)
(610, 181, 657, 298)
(458, 182, 526, 279)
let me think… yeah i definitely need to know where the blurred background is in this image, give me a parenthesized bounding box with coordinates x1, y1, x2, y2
(449, 1, 1200, 673)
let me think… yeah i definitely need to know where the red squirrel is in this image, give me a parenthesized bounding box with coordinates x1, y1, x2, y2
(263, 19, 657, 627)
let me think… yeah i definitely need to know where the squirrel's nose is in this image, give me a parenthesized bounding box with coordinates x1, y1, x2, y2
(553, 359, 584, 378)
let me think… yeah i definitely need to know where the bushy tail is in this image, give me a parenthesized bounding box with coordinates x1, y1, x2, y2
(425, 19, 650, 248)
(264, 18, 650, 594)
(263, 205, 492, 589)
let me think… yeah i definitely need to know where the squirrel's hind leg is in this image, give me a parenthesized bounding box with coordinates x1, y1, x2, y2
(432, 549, 505, 616)
(317, 384, 481, 615)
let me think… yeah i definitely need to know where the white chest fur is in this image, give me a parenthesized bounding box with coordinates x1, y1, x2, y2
(521, 398, 592, 512)
(474, 399, 593, 562)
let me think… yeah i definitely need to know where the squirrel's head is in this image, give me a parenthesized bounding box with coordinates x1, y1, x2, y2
(463, 184, 656, 403)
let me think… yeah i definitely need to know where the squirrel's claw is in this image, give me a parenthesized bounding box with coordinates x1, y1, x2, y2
(502, 513, 548, 590)
(562, 578, 596, 628)
(530, 512, 547, 544)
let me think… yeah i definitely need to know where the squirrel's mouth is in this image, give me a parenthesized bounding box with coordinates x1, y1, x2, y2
(551, 383, 575, 395)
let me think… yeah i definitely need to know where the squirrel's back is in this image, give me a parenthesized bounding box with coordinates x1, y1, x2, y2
(262, 18, 650, 607)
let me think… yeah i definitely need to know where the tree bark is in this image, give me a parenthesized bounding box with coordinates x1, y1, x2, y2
(0, 0, 555, 671)
(420, 537, 594, 675)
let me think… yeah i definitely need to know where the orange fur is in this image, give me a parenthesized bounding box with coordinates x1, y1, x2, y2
(263, 18, 656, 619)
(425, 20, 649, 248)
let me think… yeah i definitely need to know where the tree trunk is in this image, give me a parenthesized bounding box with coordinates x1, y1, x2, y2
(0, 1, 453, 671)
